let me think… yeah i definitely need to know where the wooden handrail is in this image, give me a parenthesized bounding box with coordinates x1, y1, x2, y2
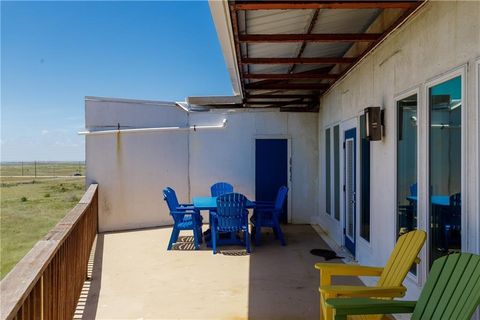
(0, 184, 98, 320)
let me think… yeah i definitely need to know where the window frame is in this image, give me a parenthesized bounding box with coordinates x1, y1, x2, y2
(333, 124, 341, 221)
(394, 86, 421, 283)
(325, 127, 332, 216)
(424, 65, 467, 271)
(358, 113, 371, 243)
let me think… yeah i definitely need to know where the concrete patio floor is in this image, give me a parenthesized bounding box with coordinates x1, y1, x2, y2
(80, 225, 363, 319)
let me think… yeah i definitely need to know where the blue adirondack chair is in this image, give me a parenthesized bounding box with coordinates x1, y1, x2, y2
(211, 193, 250, 254)
(163, 187, 202, 250)
(208, 182, 235, 240)
(251, 186, 288, 246)
(165, 187, 203, 227)
(210, 182, 234, 197)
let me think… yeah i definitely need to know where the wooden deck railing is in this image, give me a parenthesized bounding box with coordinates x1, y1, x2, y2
(0, 184, 98, 320)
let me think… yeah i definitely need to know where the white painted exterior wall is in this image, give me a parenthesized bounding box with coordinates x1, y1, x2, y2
(317, 1, 480, 301)
(86, 98, 318, 232)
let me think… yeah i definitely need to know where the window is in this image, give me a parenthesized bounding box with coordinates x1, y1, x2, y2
(397, 93, 418, 274)
(359, 115, 370, 241)
(333, 125, 340, 221)
(428, 75, 462, 266)
(325, 128, 331, 215)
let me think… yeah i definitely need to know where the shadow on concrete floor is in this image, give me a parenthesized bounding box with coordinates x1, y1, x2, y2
(74, 234, 104, 320)
(247, 225, 363, 320)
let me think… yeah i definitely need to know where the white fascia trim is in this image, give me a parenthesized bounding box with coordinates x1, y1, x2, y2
(85, 96, 177, 107)
(187, 95, 242, 105)
(209, 0, 243, 98)
(78, 119, 228, 135)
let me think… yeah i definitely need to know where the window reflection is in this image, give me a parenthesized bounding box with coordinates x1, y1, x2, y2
(397, 94, 418, 274)
(325, 128, 331, 215)
(429, 76, 462, 267)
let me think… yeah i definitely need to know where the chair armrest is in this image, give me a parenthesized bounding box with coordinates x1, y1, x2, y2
(176, 205, 195, 210)
(315, 263, 384, 277)
(171, 210, 197, 218)
(320, 285, 406, 298)
(326, 298, 416, 320)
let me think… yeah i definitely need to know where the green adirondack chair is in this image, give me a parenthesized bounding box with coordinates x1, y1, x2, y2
(326, 253, 480, 320)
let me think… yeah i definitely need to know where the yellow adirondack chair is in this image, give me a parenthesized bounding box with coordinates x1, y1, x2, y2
(315, 230, 426, 320)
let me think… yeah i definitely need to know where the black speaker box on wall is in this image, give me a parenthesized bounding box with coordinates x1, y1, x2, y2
(365, 106, 383, 141)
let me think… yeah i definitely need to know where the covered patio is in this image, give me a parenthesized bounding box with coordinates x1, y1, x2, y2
(78, 225, 360, 319)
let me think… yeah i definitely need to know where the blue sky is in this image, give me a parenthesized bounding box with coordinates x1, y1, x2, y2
(1, 1, 232, 161)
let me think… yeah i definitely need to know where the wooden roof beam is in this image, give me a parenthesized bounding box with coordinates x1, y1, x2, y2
(232, 1, 421, 10)
(247, 94, 318, 99)
(244, 73, 339, 80)
(239, 33, 381, 43)
(247, 100, 310, 105)
(242, 57, 356, 64)
(246, 83, 329, 90)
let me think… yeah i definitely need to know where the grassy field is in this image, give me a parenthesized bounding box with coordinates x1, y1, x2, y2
(0, 161, 85, 177)
(0, 175, 86, 279)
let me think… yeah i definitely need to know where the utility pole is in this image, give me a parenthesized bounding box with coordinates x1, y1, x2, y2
(21, 161, 24, 176)
(34, 161, 37, 178)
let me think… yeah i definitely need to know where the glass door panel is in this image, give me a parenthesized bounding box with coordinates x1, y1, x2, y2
(397, 93, 418, 275)
(429, 76, 462, 267)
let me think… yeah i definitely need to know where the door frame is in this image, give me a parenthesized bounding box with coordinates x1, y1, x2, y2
(393, 85, 422, 285)
(344, 127, 357, 256)
(253, 135, 292, 223)
(424, 65, 467, 269)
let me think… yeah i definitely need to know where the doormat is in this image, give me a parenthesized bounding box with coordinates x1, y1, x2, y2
(310, 249, 344, 261)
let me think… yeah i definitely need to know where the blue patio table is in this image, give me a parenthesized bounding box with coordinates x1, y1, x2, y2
(193, 196, 256, 211)
(406, 195, 450, 206)
(193, 196, 255, 246)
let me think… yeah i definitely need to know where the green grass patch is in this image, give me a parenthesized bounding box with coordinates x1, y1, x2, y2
(0, 176, 85, 279)
(0, 162, 85, 177)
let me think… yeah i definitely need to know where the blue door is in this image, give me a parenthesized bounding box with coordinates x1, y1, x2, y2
(255, 139, 288, 223)
(344, 129, 356, 256)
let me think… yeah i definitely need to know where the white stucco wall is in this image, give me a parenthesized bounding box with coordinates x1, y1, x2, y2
(85, 98, 190, 231)
(188, 110, 319, 224)
(317, 1, 480, 301)
(85, 98, 318, 232)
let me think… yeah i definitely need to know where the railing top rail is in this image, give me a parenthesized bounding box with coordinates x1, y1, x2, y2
(0, 184, 98, 320)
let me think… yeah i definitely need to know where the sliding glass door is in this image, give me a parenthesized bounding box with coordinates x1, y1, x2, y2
(428, 75, 462, 266)
(397, 93, 418, 275)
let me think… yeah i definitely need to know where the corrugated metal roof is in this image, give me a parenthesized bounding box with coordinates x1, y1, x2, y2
(207, 0, 425, 111)
(239, 7, 381, 102)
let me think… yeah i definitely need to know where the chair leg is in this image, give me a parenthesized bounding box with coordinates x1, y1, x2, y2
(255, 224, 262, 246)
(198, 227, 203, 244)
(197, 224, 203, 244)
(245, 228, 251, 253)
(273, 220, 286, 246)
(193, 227, 200, 250)
(272, 226, 280, 239)
(212, 228, 217, 254)
(167, 227, 180, 250)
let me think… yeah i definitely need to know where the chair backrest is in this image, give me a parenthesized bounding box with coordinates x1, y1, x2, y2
(216, 193, 247, 232)
(412, 253, 480, 320)
(377, 230, 426, 287)
(274, 186, 289, 211)
(450, 192, 461, 207)
(211, 182, 234, 197)
(410, 183, 417, 196)
(163, 187, 179, 211)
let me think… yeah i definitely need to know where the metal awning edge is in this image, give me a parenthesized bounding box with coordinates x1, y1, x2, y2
(209, 0, 244, 98)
